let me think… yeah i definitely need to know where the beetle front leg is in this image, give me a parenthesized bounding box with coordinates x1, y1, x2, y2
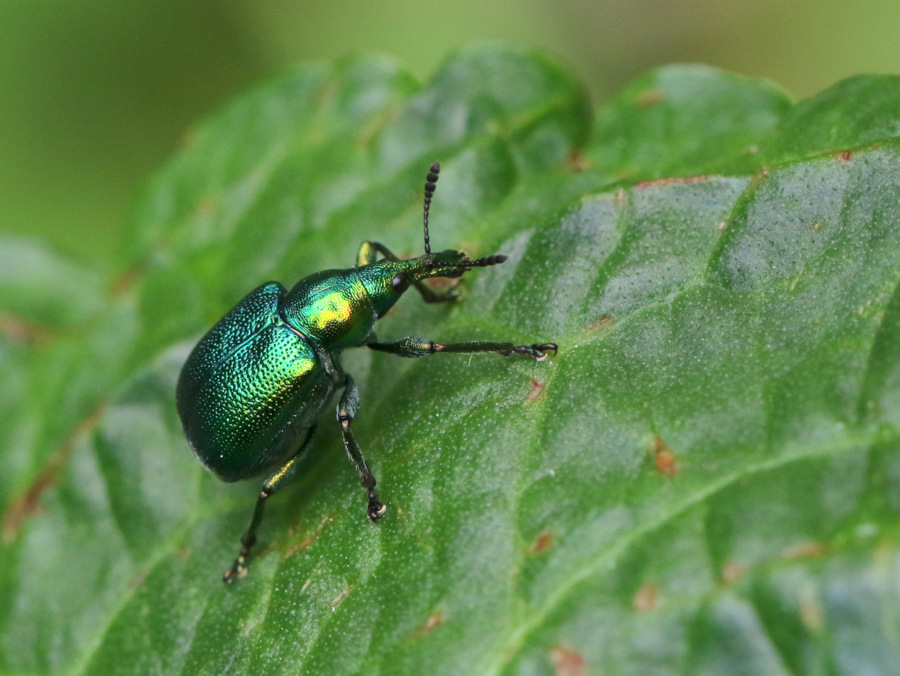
(355, 241, 384, 267)
(368, 337, 559, 361)
(337, 373, 386, 521)
(223, 425, 317, 584)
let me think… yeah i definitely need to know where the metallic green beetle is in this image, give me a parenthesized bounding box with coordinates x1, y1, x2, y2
(176, 162, 557, 582)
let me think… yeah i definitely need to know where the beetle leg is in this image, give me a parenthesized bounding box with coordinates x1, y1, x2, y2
(356, 240, 403, 266)
(223, 425, 317, 584)
(356, 241, 458, 303)
(355, 240, 384, 266)
(410, 279, 459, 303)
(337, 373, 386, 522)
(368, 337, 559, 361)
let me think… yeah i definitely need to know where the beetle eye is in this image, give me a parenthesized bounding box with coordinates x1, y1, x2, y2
(391, 273, 410, 293)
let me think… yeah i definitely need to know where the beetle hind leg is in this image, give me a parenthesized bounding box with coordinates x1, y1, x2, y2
(223, 425, 317, 584)
(223, 492, 268, 583)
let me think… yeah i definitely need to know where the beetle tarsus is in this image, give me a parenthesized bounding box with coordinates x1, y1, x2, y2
(362, 475, 385, 520)
(223, 526, 259, 583)
(223, 548, 251, 584)
(504, 342, 559, 360)
(368, 492, 386, 521)
(526, 342, 558, 360)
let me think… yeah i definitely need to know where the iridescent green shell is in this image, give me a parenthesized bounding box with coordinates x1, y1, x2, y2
(176, 282, 335, 482)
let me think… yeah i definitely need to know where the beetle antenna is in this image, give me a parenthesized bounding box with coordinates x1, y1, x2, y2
(423, 161, 440, 255)
(463, 254, 508, 268)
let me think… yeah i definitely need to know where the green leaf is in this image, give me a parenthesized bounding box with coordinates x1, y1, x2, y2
(2, 52, 900, 675)
(0, 236, 107, 327)
(586, 64, 791, 179)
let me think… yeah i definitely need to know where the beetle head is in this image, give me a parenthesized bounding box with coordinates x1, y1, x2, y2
(359, 249, 506, 318)
(360, 161, 508, 317)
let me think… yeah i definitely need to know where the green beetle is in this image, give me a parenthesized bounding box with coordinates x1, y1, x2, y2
(176, 162, 557, 582)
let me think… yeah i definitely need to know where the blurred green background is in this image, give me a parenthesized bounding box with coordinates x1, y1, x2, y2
(2, 0, 898, 265)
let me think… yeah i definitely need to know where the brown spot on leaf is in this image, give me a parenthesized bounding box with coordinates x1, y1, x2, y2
(550, 645, 585, 676)
(634, 584, 659, 612)
(2, 406, 104, 542)
(781, 540, 826, 560)
(0, 314, 54, 345)
(413, 611, 444, 638)
(721, 560, 744, 584)
(567, 152, 590, 172)
(637, 89, 666, 107)
(331, 584, 351, 610)
(587, 315, 614, 333)
(284, 514, 334, 558)
(2, 467, 55, 542)
(636, 175, 709, 190)
(109, 264, 143, 297)
(529, 530, 554, 554)
(652, 437, 678, 477)
(748, 168, 770, 191)
(525, 378, 545, 403)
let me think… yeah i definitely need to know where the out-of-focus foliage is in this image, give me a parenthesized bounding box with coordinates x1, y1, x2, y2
(3, 1, 900, 263)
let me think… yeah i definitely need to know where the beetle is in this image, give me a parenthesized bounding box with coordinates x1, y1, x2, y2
(176, 162, 557, 582)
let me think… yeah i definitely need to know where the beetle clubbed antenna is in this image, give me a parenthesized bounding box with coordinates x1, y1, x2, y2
(462, 254, 508, 268)
(420, 162, 508, 273)
(423, 161, 440, 255)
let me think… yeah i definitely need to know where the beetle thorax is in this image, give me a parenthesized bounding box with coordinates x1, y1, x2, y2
(282, 269, 376, 349)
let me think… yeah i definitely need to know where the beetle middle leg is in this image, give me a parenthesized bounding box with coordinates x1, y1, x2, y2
(337, 372, 386, 521)
(368, 337, 559, 361)
(223, 425, 317, 584)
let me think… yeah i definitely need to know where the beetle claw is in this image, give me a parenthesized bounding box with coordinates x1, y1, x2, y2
(533, 342, 559, 361)
(368, 497, 386, 521)
(223, 556, 249, 584)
